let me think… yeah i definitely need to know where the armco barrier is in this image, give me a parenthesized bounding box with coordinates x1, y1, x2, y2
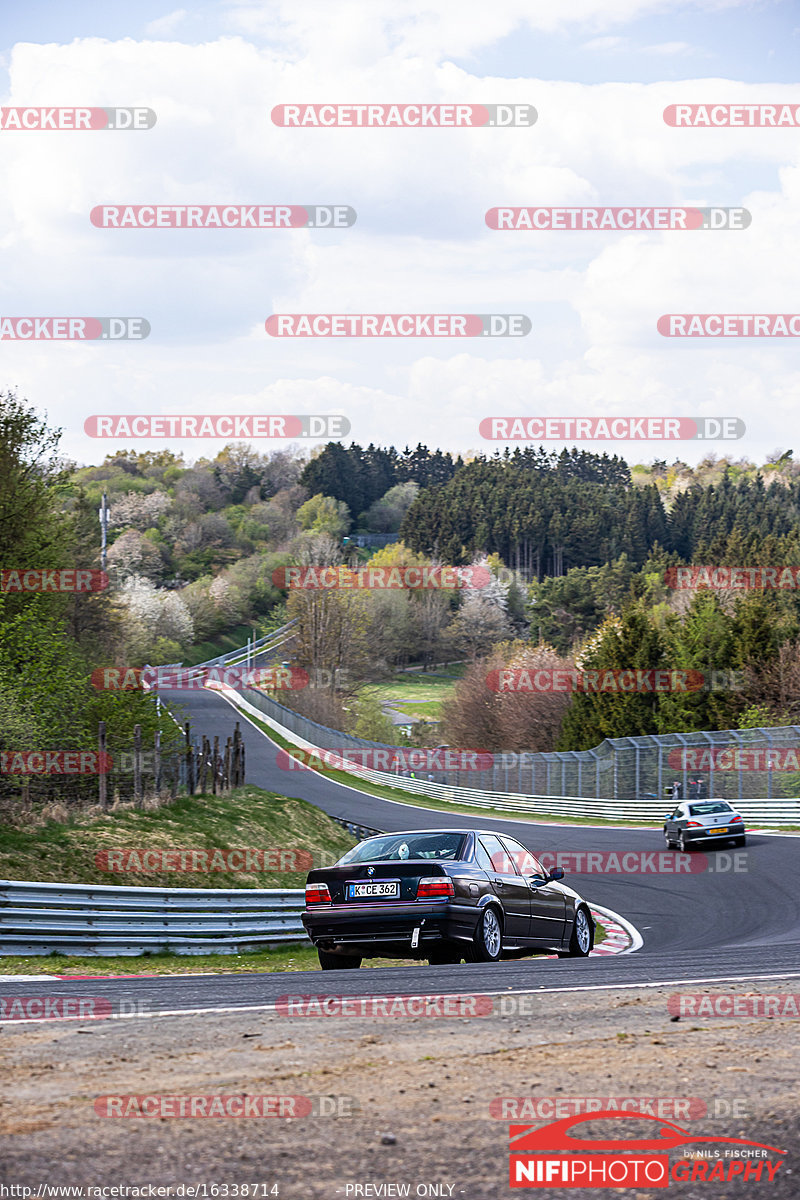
(222, 685, 800, 825)
(0, 880, 635, 961)
(0, 879, 308, 957)
(144, 619, 299, 684)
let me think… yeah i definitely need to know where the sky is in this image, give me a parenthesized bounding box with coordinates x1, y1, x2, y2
(1, 0, 799, 468)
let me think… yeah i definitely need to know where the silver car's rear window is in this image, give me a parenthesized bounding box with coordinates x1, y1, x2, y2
(338, 833, 467, 863)
(688, 802, 733, 815)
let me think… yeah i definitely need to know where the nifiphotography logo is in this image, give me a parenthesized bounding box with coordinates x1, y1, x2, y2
(508, 1111, 785, 1188)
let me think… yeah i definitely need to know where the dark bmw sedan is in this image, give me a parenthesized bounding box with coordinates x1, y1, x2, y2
(302, 827, 595, 969)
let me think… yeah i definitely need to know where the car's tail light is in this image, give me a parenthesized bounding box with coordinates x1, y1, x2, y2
(305, 882, 332, 905)
(685, 821, 703, 828)
(416, 877, 455, 899)
(731, 814, 743, 824)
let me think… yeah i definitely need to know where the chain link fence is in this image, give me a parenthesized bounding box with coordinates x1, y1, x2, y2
(240, 686, 800, 807)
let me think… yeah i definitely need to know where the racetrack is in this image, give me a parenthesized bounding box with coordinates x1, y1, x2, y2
(140, 686, 800, 978)
(4, 688, 800, 1200)
(7, 683, 797, 1006)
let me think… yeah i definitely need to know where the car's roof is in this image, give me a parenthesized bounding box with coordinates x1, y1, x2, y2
(358, 828, 502, 838)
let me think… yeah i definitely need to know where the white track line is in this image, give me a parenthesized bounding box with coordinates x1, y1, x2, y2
(3, 971, 800, 1026)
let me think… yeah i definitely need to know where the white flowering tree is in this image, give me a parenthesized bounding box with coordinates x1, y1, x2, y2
(118, 576, 194, 661)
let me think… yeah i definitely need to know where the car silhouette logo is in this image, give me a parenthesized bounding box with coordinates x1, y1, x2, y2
(509, 1112, 785, 1155)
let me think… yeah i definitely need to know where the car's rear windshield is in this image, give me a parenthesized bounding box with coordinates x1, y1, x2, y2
(688, 802, 733, 815)
(338, 833, 466, 864)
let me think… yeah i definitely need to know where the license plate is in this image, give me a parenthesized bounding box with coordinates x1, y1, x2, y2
(347, 881, 399, 899)
(711, 827, 728, 834)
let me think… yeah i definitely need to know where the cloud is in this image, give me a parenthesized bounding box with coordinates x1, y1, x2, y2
(222, 0, 755, 59)
(581, 36, 629, 51)
(144, 9, 188, 37)
(642, 40, 696, 55)
(1, 31, 799, 466)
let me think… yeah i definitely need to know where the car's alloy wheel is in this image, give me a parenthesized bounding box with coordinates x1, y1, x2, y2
(678, 832, 691, 852)
(566, 907, 593, 957)
(318, 949, 362, 970)
(664, 829, 676, 848)
(472, 906, 503, 962)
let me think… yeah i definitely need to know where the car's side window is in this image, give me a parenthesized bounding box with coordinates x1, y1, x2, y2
(671, 806, 684, 819)
(499, 836, 542, 876)
(479, 834, 520, 875)
(475, 840, 495, 872)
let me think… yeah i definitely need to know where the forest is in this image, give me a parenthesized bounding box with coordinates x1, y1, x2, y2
(4, 387, 800, 800)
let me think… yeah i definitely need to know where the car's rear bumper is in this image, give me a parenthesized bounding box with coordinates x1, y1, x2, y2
(685, 822, 746, 842)
(302, 900, 478, 954)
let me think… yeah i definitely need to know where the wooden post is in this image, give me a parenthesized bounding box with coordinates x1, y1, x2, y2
(133, 724, 142, 806)
(198, 737, 206, 794)
(223, 737, 232, 791)
(233, 723, 241, 786)
(212, 735, 219, 794)
(170, 753, 178, 799)
(240, 740, 246, 784)
(98, 721, 107, 808)
(154, 729, 161, 794)
(185, 722, 194, 795)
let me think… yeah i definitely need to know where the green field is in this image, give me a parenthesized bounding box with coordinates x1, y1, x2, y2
(361, 665, 466, 722)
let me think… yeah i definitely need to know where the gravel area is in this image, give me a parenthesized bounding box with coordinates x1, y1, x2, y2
(1, 981, 797, 1198)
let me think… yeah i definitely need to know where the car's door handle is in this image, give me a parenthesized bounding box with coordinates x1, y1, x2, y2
(492, 878, 505, 887)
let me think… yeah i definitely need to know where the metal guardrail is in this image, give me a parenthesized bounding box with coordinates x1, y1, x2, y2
(146, 620, 300, 680)
(191, 624, 299, 673)
(0, 879, 309, 957)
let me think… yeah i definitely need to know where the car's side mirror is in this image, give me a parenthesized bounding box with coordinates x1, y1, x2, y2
(548, 867, 565, 881)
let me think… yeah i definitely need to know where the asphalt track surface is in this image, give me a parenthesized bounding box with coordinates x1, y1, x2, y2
(6, 686, 799, 1008)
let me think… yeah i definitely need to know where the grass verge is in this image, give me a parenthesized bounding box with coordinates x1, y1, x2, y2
(0, 787, 357, 888)
(0, 946, 424, 976)
(0, 927, 604, 976)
